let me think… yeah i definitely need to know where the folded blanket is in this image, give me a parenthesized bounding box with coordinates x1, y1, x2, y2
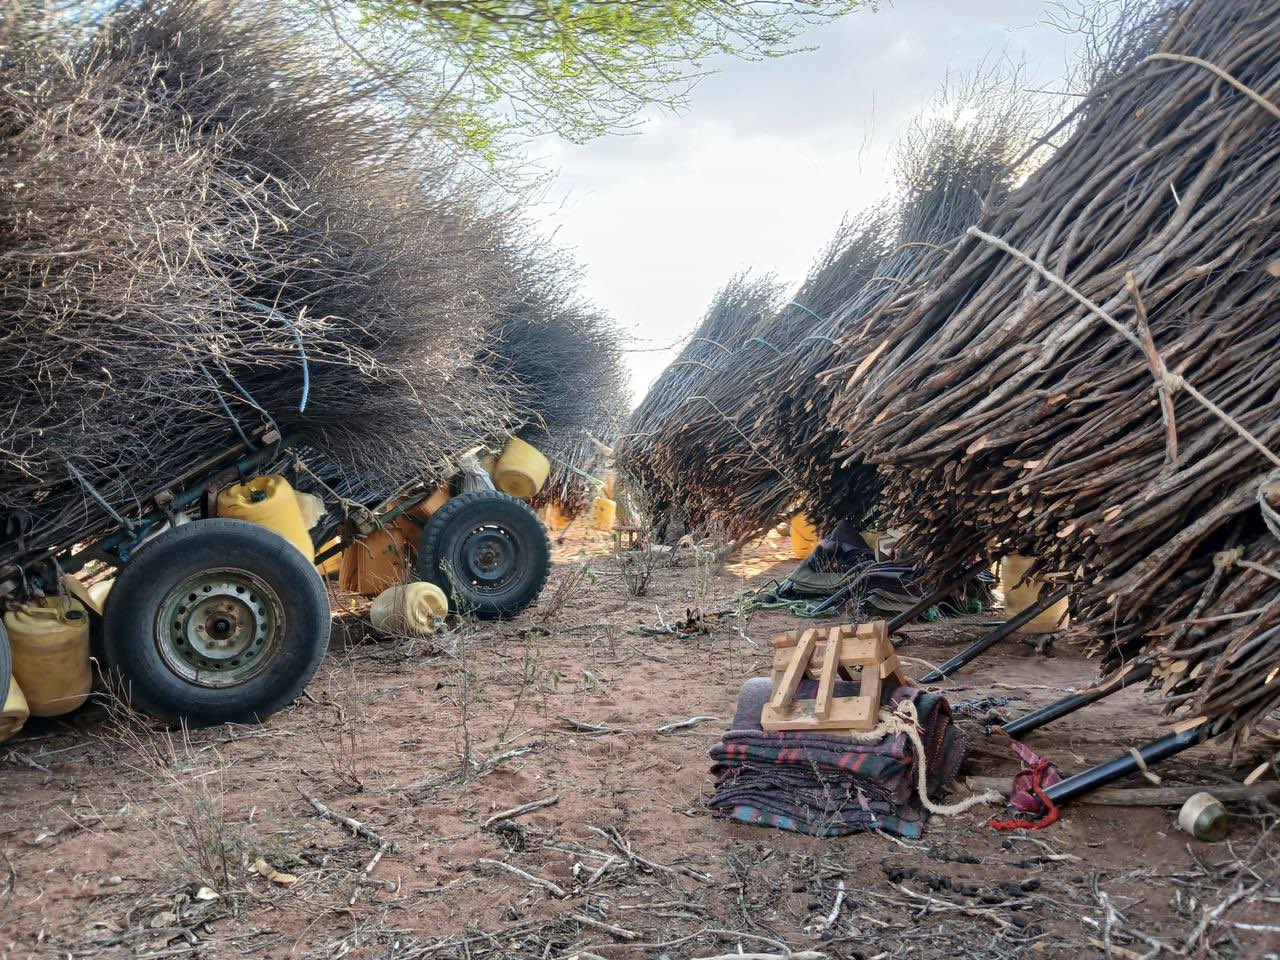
(707, 675, 968, 838)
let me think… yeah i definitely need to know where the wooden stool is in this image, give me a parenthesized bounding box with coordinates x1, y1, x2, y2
(762, 621, 909, 733)
(613, 524, 644, 549)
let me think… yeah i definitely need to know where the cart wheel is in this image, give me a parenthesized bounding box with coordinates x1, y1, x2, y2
(0, 619, 11, 713)
(417, 491, 551, 620)
(102, 519, 330, 725)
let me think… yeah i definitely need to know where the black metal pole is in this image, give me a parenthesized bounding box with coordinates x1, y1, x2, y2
(999, 661, 1155, 739)
(807, 579, 857, 615)
(1041, 723, 1211, 806)
(917, 585, 1070, 684)
(884, 559, 987, 635)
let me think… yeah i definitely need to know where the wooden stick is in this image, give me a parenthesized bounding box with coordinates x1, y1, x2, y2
(474, 858, 567, 898)
(482, 795, 559, 829)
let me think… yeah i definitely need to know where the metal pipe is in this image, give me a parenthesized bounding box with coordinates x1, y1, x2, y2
(1042, 723, 1211, 806)
(884, 559, 987, 635)
(917, 584, 1070, 684)
(999, 661, 1154, 739)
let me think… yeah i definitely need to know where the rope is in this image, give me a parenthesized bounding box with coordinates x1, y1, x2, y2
(687, 395, 803, 493)
(216, 358, 282, 443)
(547, 457, 606, 489)
(1128, 747, 1162, 785)
(1143, 53, 1280, 122)
(968, 228, 1280, 536)
(199, 362, 252, 448)
(846, 699, 1003, 817)
(65, 461, 136, 535)
(736, 590, 840, 619)
(987, 760, 1062, 831)
(1211, 545, 1280, 582)
(234, 296, 311, 413)
(746, 337, 782, 353)
(688, 336, 733, 354)
(788, 301, 827, 323)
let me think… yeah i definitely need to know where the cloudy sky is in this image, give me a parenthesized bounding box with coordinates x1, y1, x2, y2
(530, 0, 1093, 402)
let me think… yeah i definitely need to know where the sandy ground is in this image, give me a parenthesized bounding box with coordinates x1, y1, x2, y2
(1, 529, 1277, 959)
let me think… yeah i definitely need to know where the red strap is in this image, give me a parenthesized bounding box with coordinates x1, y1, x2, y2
(987, 762, 1062, 831)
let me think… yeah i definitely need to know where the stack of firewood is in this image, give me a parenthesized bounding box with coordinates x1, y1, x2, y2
(824, 0, 1280, 736)
(620, 78, 1033, 540)
(617, 274, 784, 531)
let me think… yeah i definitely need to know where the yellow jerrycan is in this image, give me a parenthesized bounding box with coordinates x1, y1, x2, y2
(998, 555, 1070, 634)
(369, 582, 448, 636)
(5, 595, 93, 717)
(0, 676, 29, 743)
(790, 513, 820, 559)
(495, 438, 551, 500)
(216, 475, 314, 560)
(592, 496, 617, 532)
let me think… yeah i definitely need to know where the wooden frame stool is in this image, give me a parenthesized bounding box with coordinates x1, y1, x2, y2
(762, 621, 909, 733)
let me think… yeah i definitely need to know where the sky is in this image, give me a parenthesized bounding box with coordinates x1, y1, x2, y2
(528, 0, 1093, 404)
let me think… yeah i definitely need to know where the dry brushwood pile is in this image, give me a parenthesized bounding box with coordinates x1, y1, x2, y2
(484, 254, 630, 518)
(747, 93, 1033, 537)
(532, 429, 615, 520)
(0, 0, 625, 565)
(623, 216, 892, 540)
(617, 273, 783, 530)
(823, 0, 1280, 737)
(482, 246, 629, 453)
(617, 85, 1033, 541)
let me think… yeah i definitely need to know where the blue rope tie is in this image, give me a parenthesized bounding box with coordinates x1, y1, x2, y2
(789, 300, 826, 323)
(235, 297, 311, 413)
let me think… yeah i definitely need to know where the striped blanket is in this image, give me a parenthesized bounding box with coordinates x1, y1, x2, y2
(707, 677, 967, 838)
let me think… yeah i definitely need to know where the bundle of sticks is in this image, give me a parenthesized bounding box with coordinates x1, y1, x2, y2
(617, 274, 783, 530)
(620, 79, 1033, 541)
(749, 92, 1032, 537)
(642, 212, 895, 539)
(824, 0, 1280, 737)
(532, 429, 617, 520)
(0, 0, 625, 561)
(482, 246, 630, 452)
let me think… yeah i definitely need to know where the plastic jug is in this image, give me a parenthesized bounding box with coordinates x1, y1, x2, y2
(998, 555, 1070, 634)
(5, 595, 92, 717)
(592, 496, 617, 532)
(216, 475, 314, 560)
(370, 582, 448, 636)
(495, 437, 551, 500)
(0, 676, 29, 743)
(790, 513, 820, 558)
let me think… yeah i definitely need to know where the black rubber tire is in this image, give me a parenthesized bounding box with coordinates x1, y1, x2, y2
(102, 518, 331, 725)
(417, 491, 551, 620)
(0, 619, 11, 714)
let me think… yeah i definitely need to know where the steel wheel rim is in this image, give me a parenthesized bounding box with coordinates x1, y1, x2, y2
(457, 524, 520, 593)
(155, 568, 283, 687)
